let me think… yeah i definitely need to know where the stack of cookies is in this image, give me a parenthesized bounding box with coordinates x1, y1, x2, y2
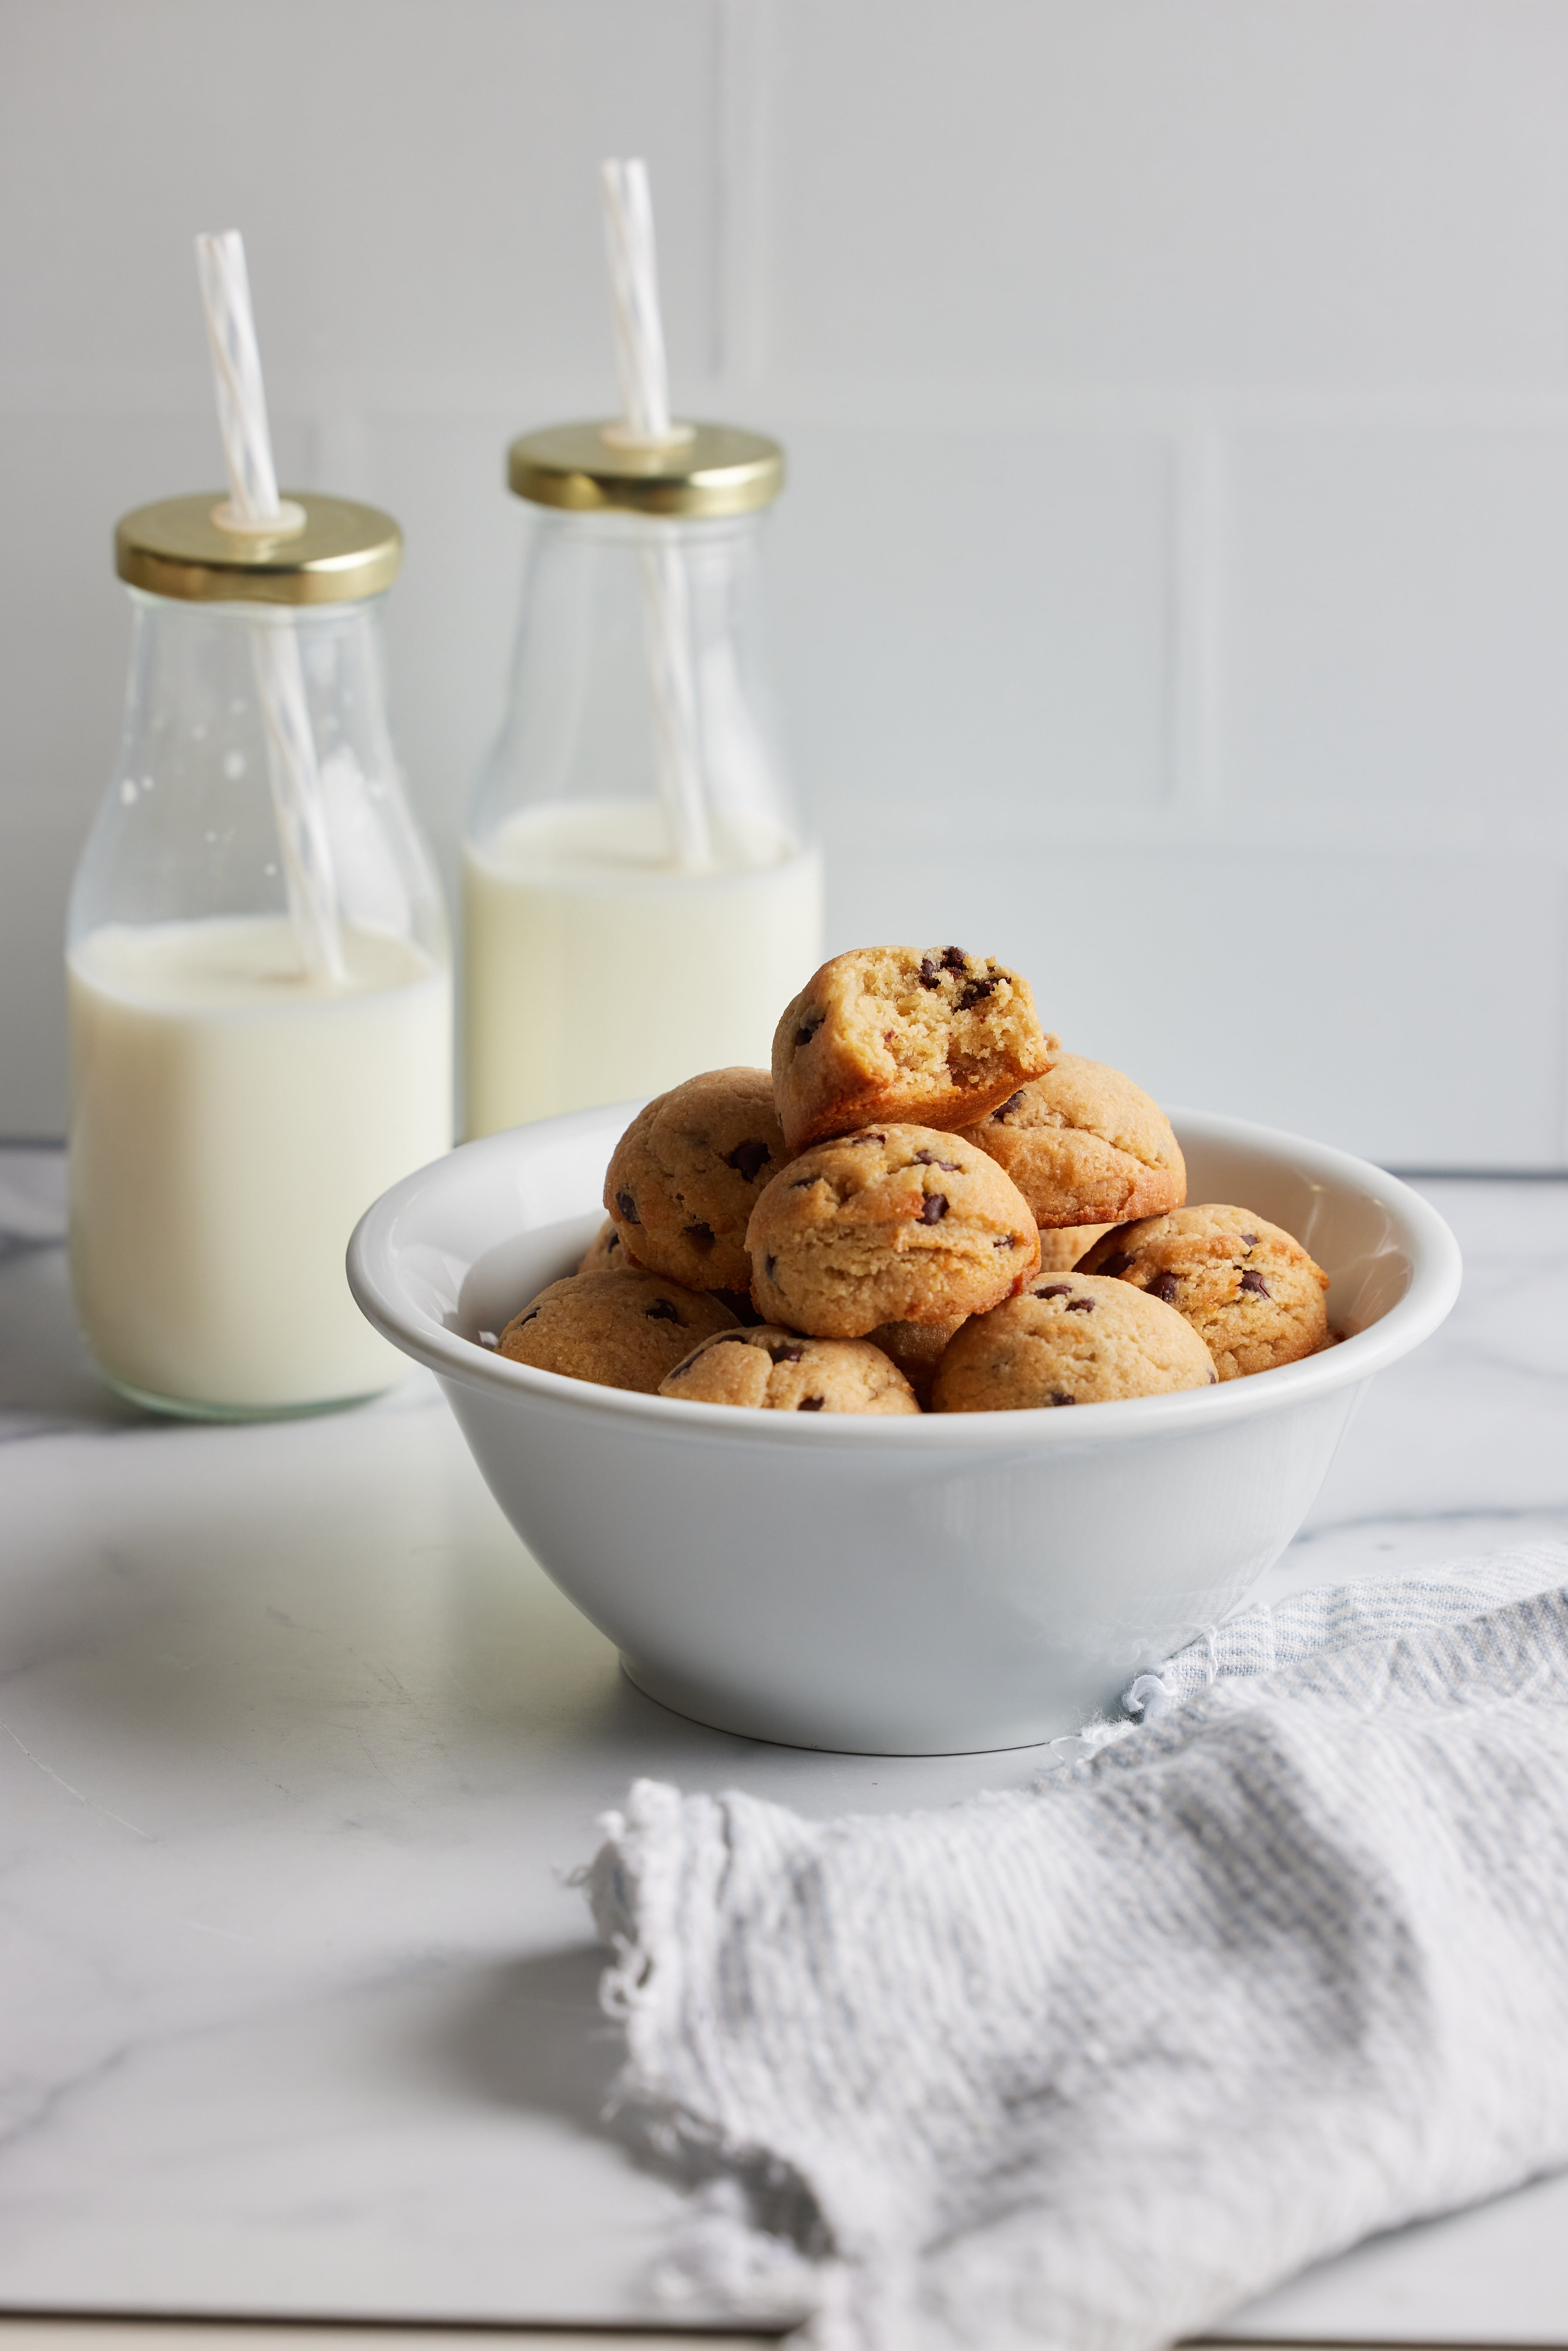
(494, 943, 1333, 1415)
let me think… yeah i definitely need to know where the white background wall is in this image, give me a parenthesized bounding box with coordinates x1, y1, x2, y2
(3, 0, 1567, 1164)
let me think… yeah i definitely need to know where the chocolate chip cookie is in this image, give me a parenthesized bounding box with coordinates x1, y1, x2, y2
(773, 946, 1056, 1152)
(864, 1311, 967, 1404)
(1036, 1222, 1113, 1273)
(578, 1218, 631, 1275)
(931, 1272, 1215, 1412)
(747, 1123, 1039, 1336)
(658, 1327, 921, 1414)
(604, 1067, 788, 1297)
(497, 1269, 737, 1393)
(961, 1055, 1185, 1229)
(1078, 1205, 1331, 1380)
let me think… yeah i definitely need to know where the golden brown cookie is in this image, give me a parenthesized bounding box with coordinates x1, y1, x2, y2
(604, 1068, 787, 1299)
(961, 1055, 1185, 1229)
(497, 1269, 737, 1393)
(1036, 1222, 1114, 1272)
(658, 1326, 920, 1415)
(578, 1218, 632, 1275)
(746, 1123, 1039, 1336)
(931, 1272, 1215, 1413)
(864, 1312, 967, 1404)
(1078, 1205, 1331, 1381)
(773, 945, 1056, 1151)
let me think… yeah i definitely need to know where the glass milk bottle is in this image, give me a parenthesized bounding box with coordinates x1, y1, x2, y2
(463, 422, 823, 1137)
(68, 494, 452, 1418)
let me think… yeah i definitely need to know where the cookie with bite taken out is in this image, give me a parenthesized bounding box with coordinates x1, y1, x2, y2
(773, 945, 1056, 1152)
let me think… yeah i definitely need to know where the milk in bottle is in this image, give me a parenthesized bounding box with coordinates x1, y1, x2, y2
(68, 496, 451, 1416)
(463, 428, 823, 1137)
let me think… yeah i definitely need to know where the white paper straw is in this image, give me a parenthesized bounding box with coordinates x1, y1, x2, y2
(599, 161, 711, 871)
(196, 230, 345, 982)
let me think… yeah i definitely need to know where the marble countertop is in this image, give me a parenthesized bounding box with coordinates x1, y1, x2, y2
(4, 1147, 1568, 2341)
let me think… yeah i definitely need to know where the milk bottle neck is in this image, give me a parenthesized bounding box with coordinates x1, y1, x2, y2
(70, 588, 447, 969)
(470, 503, 802, 880)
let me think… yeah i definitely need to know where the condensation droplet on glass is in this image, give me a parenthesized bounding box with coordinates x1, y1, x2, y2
(223, 751, 246, 781)
(204, 830, 219, 845)
(263, 862, 278, 877)
(119, 779, 138, 805)
(229, 699, 247, 716)
(141, 775, 155, 791)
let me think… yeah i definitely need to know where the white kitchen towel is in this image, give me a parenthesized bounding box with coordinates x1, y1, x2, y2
(587, 1542, 1568, 2351)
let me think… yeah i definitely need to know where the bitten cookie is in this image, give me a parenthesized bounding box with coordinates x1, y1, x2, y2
(961, 1055, 1185, 1229)
(931, 1272, 1215, 1413)
(747, 1124, 1039, 1336)
(659, 1327, 920, 1415)
(604, 1067, 788, 1299)
(1078, 1205, 1331, 1381)
(864, 1312, 967, 1405)
(1036, 1222, 1113, 1273)
(773, 945, 1055, 1151)
(497, 1269, 737, 1393)
(578, 1218, 631, 1275)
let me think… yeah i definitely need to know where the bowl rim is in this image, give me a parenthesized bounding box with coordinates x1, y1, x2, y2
(347, 1101, 1463, 1450)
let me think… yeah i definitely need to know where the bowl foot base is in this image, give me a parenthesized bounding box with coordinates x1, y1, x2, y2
(618, 1655, 1067, 1759)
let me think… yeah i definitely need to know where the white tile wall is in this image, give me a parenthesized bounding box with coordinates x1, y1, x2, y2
(3, 0, 1567, 1163)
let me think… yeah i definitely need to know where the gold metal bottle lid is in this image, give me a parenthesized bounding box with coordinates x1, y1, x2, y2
(114, 493, 402, 606)
(507, 421, 784, 519)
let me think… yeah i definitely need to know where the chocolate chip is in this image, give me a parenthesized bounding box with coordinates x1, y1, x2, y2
(685, 1221, 715, 1251)
(911, 1149, 960, 1170)
(1152, 1271, 1179, 1303)
(797, 1394, 825, 1411)
(918, 955, 941, 990)
(605, 1231, 622, 1256)
(766, 1340, 805, 1363)
(991, 1091, 1025, 1122)
(644, 1299, 680, 1322)
(1240, 1269, 1271, 1297)
(1242, 1232, 1258, 1247)
(726, 1139, 772, 1183)
(939, 946, 967, 972)
(713, 1332, 752, 1346)
(1050, 1391, 1076, 1407)
(1035, 1282, 1072, 1298)
(791, 1175, 822, 1189)
(919, 1194, 948, 1224)
(514, 1309, 540, 1326)
(794, 1011, 824, 1049)
(1208, 1369, 1219, 1384)
(1066, 1296, 1095, 1313)
(615, 1188, 640, 1225)
(957, 976, 999, 1010)
(764, 1255, 777, 1279)
(1097, 1251, 1134, 1279)
(994, 1234, 1016, 1249)
(847, 1130, 886, 1145)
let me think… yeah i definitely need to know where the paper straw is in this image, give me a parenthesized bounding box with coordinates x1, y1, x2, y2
(196, 230, 345, 982)
(598, 162, 712, 871)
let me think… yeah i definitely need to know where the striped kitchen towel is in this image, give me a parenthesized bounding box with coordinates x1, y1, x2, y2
(587, 1542, 1568, 2351)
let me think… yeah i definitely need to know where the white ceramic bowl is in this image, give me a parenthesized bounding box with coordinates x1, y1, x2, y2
(348, 1104, 1461, 1755)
